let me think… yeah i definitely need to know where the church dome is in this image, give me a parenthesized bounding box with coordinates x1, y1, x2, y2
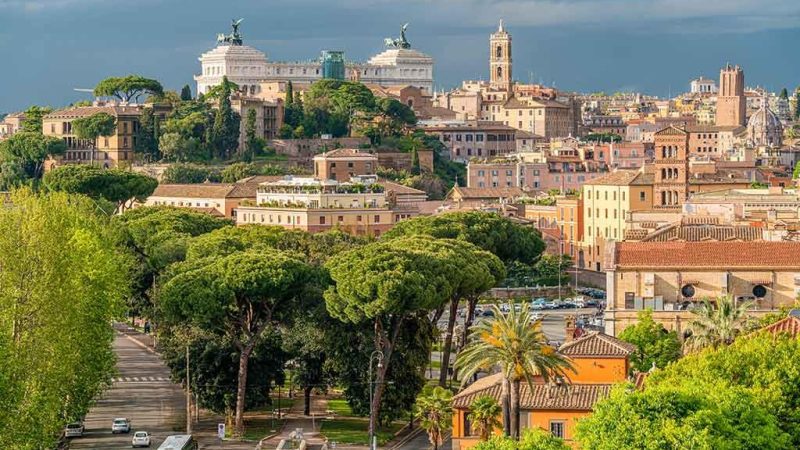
(747, 99, 783, 147)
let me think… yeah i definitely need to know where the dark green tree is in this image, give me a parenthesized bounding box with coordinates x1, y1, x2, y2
(159, 249, 312, 435)
(21, 105, 53, 133)
(533, 254, 572, 286)
(180, 84, 193, 101)
(0, 131, 66, 180)
(221, 162, 259, 183)
(795, 89, 800, 120)
(617, 309, 681, 373)
(134, 107, 159, 160)
(243, 108, 264, 161)
(94, 75, 164, 103)
(211, 76, 241, 159)
(780, 88, 789, 100)
(43, 165, 157, 213)
(71, 112, 117, 163)
(161, 163, 212, 183)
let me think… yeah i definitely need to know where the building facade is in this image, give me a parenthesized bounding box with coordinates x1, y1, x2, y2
(604, 241, 800, 335)
(420, 121, 517, 162)
(313, 148, 378, 181)
(715, 64, 746, 127)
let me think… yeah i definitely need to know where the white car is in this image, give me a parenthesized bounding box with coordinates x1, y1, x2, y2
(112, 417, 131, 434)
(65, 422, 84, 438)
(132, 431, 151, 447)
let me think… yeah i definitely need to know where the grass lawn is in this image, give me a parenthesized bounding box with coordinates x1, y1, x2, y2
(320, 418, 403, 445)
(225, 418, 285, 441)
(326, 398, 354, 416)
(430, 359, 441, 369)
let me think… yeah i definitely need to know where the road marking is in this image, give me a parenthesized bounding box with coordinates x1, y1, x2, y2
(113, 376, 170, 383)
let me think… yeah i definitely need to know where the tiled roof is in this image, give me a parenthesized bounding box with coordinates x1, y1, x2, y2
(758, 316, 800, 338)
(44, 105, 143, 119)
(151, 183, 238, 199)
(452, 373, 611, 411)
(558, 332, 636, 357)
(380, 180, 427, 196)
(235, 175, 285, 184)
(584, 170, 640, 186)
(641, 224, 763, 242)
(614, 241, 800, 268)
(449, 186, 525, 200)
(315, 148, 377, 160)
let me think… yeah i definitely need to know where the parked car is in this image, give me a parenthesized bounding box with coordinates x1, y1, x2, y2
(513, 303, 523, 312)
(531, 298, 547, 310)
(65, 422, 84, 438)
(530, 312, 542, 321)
(481, 309, 495, 318)
(112, 418, 131, 434)
(499, 303, 511, 313)
(544, 299, 560, 309)
(132, 431, 151, 448)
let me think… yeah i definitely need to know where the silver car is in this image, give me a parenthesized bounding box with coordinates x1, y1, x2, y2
(65, 422, 84, 438)
(112, 417, 131, 434)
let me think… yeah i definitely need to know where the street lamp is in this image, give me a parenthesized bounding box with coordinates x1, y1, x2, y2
(368, 350, 384, 450)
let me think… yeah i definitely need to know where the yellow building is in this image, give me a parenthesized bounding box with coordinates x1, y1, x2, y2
(603, 241, 800, 335)
(43, 105, 144, 169)
(582, 170, 653, 271)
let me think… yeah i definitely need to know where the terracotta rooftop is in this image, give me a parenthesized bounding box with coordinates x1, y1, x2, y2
(448, 186, 526, 200)
(150, 183, 257, 200)
(613, 241, 800, 268)
(44, 105, 143, 119)
(314, 148, 377, 160)
(558, 332, 636, 358)
(584, 170, 640, 186)
(640, 223, 763, 242)
(380, 180, 427, 196)
(452, 373, 611, 411)
(758, 315, 800, 338)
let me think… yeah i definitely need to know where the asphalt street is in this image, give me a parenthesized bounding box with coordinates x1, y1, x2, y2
(68, 333, 187, 449)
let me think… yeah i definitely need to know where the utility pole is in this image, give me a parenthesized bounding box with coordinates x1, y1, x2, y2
(186, 345, 192, 434)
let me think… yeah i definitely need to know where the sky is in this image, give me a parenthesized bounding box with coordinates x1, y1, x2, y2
(1, 0, 799, 112)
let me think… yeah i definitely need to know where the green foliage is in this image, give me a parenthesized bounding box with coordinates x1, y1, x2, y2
(795, 90, 800, 120)
(181, 84, 193, 101)
(210, 76, 241, 159)
(575, 382, 790, 450)
(415, 386, 453, 450)
(749, 181, 769, 189)
(684, 295, 752, 352)
(94, 75, 164, 102)
(0, 190, 131, 448)
(794, 161, 800, 180)
(134, 107, 159, 160)
(113, 206, 231, 317)
(71, 112, 117, 148)
(43, 165, 157, 213)
(470, 396, 502, 441)
(385, 211, 545, 264)
(501, 261, 538, 288)
(161, 163, 216, 183)
(533, 254, 572, 286)
(21, 105, 53, 133)
(473, 428, 570, 450)
(780, 88, 789, 100)
(0, 131, 67, 182)
(618, 309, 681, 373)
(457, 304, 573, 438)
(583, 132, 622, 143)
(646, 333, 800, 446)
(221, 162, 259, 183)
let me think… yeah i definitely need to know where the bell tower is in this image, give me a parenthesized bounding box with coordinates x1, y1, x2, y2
(490, 20, 512, 92)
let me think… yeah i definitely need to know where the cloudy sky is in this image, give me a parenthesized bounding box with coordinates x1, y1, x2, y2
(1, 0, 798, 111)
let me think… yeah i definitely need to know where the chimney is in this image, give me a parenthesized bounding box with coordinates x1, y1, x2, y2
(565, 315, 577, 342)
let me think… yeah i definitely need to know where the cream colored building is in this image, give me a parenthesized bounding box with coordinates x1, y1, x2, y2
(235, 175, 417, 236)
(582, 170, 654, 272)
(604, 241, 800, 335)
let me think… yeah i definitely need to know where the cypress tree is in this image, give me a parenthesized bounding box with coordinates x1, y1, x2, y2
(285, 81, 294, 106)
(212, 77, 240, 159)
(244, 108, 258, 161)
(180, 84, 193, 101)
(780, 88, 789, 100)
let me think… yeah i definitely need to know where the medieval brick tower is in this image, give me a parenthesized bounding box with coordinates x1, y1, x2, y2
(716, 64, 746, 127)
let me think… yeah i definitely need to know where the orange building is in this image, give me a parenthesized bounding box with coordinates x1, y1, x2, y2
(451, 332, 634, 449)
(313, 148, 378, 181)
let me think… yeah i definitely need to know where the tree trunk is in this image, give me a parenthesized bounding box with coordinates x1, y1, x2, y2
(368, 316, 403, 441)
(453, 296, 478, 382)
(501, 376, 511, 436)
(234, 343, 255, 436)
(510, 379, 521, 440)
(303, 386, 312, 416)
(431, 304, 446, 327)
(439, 297, 459, 386)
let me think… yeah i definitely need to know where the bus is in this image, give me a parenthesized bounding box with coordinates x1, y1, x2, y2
(157, 435, 197, 450)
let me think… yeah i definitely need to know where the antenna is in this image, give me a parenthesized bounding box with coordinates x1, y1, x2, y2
(73, 88, 94, 93)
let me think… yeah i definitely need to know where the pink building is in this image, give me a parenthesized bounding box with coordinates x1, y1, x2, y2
(589, 142, 653, 170)
(420, 121, 517, 163)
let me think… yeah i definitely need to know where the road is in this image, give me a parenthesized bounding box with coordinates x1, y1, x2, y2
(69, 333, 187, 449)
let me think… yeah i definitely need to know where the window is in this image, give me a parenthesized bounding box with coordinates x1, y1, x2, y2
(550, 421, 565, 439)
(639, 191, 646, 201)
(478, 170, 485, 177)
(338, 215, 343, 222)
(374, 215, 380, 223)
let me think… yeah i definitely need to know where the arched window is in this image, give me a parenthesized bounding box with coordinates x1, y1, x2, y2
(496, 66, 503, 80)
(496, 45, 502, 58)
(661, 168, 667, 179)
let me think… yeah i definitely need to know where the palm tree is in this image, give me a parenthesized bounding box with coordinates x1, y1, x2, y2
(684, 295, 753, 352)
(456, 304, 573, 439)
(415, 386, 453, 450)
(470, 395, 502, 441)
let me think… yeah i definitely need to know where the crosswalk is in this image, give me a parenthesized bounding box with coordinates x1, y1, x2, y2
(112, 376, 171, 383)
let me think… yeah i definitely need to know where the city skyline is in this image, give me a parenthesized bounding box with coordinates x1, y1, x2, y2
(1, 0, 799, 111)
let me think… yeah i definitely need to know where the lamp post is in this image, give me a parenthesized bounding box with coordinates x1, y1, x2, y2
(368, 350, 384, 450)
